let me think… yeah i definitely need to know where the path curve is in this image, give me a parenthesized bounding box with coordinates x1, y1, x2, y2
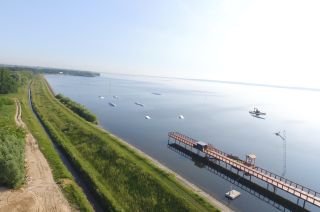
(0, 100, 71, 212)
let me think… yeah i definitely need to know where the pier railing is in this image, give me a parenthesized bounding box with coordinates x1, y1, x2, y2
(168, 132, 320, 208)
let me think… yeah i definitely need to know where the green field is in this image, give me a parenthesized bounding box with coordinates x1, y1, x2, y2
(31, 75, 219, 211)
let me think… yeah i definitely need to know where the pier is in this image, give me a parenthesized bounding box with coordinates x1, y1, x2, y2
(168, 132, 320, 209)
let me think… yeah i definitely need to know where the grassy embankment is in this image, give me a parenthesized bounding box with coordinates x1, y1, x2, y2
(1, 74, 93, 211)
(56, 93, 97, 123)
(31, 75, 219, 212)
(0, 97, 25, 188)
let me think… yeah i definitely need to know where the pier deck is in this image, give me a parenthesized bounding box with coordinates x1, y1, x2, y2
(168, 132, 320, 208)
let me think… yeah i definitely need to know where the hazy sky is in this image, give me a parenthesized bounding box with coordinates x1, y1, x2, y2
(1, 1, 320, 87)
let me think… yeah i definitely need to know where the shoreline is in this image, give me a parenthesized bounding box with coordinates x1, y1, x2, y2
(98, 125, 233, 212)
(44, 75, 233, 211)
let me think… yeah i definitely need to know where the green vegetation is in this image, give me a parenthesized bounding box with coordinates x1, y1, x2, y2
(31, 75, 218, 212)
(56, 94, 97, 123)
(0, 69, 20, 94)
(0, 97, 25, 188)
(18, 80, 93, 211)
(0, 65, 100, 77)
(0, 69, 93, 211)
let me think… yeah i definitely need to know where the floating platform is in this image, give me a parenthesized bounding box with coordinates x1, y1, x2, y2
(225, 190, 241, 200)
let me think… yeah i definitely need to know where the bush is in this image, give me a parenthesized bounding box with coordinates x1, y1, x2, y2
(56, 94, 97, 123)
(0, 132, 25, 188)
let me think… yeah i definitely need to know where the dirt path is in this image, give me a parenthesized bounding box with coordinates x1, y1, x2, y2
(0, 100, 71, 212)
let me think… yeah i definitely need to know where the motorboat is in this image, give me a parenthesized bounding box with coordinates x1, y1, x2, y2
(109, 102, 117, 107)
(113, 95, 118, 99)
(178, 115, 185, 119)
(145, 115, 151, 120)
(249, 107, 266, 116)
(135, 102, 144, 107)
(98, 95, 105, 99)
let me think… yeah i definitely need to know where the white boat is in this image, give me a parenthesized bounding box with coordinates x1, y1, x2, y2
(225, 189, 241, 200)
(135, 102, 144, 107)
(145, 115, 151, 120)
(109, 102, 117, 107)
(249, 108, 266, 116)
(178, 115, 185, 119)
(113, 95, 118, 99)
(98, 95, 105, 99)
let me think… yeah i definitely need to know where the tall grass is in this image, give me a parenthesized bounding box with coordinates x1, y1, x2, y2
(0, 97, 25, 188)
(19, 82, 93, 211)
(31, 75, 219, 212)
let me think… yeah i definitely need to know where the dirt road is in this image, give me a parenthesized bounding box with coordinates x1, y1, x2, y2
(0, 100, 71, 212)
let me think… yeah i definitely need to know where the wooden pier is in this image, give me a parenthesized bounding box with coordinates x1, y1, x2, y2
(168, 132, 320, 209)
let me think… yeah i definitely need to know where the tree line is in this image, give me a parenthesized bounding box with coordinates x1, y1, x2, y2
(0, 68, 31, 94)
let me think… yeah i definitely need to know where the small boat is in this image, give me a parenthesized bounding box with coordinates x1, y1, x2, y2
(178, 115, 184, 119)
(249, 107, 266, 116)
(113, 95, 118, 99)
(98, 95, 105, 99)
(145, 115, 151, 120)
(225, 189, 241, 200)
(135, 102, 144, 107)
(152, 92, 162, 96)
(109, 102, 117, 107)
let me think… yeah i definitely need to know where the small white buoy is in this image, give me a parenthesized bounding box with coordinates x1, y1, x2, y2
(145, 115, 151, 120)
(178, 115, 184, 119)
(225, 190, 241, 200)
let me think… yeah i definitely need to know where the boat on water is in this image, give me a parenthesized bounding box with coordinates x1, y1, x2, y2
(98, 95, 105, 99)
(145, 115, 151, 120)
(178, 115, 185, 119)
(152, 92, 161, 96)
(113, 95, 118, 99)
(109, 102, 117, 107)
(135, 102, 144, 107)
(249, 107, 266, 116)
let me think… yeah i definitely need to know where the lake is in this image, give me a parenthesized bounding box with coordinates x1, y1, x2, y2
(46, 74, 320, 212)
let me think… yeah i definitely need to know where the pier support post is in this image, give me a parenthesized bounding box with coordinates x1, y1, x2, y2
(303, 200, 306, 208)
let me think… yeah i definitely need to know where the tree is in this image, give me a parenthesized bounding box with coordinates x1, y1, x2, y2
(0, 69, 19, 94)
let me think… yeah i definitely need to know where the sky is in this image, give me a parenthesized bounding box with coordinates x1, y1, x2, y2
(0, 0, 320, 88)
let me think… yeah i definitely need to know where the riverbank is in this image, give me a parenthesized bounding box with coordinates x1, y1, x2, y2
(105, 131, 233, 212)
(31, 74, 223, 211)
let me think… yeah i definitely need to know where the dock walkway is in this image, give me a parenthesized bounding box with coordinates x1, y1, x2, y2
(168, 132, 320, 208)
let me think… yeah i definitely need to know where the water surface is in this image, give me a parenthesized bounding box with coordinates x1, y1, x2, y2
(46, 74, 320, 212)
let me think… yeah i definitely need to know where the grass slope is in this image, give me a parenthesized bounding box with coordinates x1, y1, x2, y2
(31, 75, 219, 212)
(17, 80, 93, 211)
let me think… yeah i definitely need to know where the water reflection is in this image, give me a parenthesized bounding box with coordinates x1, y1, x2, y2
(168, 143, 307, 212)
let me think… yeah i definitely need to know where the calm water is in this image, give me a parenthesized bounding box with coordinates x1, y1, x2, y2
(46, 74, 320, 212)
